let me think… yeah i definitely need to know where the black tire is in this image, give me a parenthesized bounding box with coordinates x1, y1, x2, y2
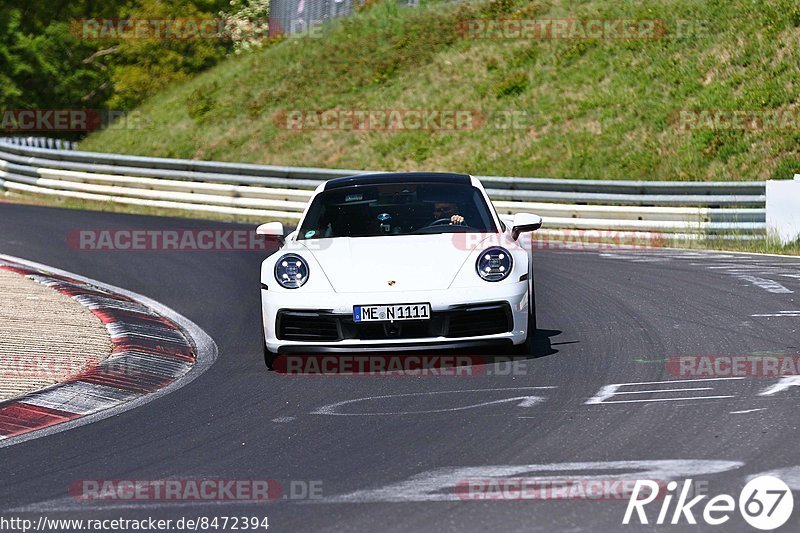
(529, 277, 537, 337)
(509, 262, 536, 356)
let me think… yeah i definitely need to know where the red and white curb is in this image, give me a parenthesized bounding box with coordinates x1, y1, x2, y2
(0, 254, 217, 448)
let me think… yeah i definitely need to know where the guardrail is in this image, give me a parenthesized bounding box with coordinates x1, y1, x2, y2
(0, 137, 766, 237)
(3, 136, 76, 151)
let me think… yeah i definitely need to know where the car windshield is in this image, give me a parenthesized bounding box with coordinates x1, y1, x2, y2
(297, 182, 497, 239)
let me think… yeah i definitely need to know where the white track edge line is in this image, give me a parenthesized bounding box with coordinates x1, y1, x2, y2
(0, 253, 219, 449)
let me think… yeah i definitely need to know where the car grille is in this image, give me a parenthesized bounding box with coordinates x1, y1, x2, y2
(276, 302, 512, 342)
(276, 312, 340, 341)
(341, 317, 446, 340)
(444, 303, 513, 338)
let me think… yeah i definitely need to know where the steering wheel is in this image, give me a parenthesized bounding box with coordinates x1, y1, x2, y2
(411, 217, 471, 234)
(428, 217, 457, 227)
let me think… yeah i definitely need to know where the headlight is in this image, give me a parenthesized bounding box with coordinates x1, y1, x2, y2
(274, 254, 309, 289)
(476, 247, 513, 282)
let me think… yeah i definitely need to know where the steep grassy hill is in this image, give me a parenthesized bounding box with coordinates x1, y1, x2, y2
(81, 0, 800, 181)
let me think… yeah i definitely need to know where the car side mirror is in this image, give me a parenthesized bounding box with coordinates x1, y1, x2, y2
(256, 222, 285, 244)
(511, 213, 542, 240)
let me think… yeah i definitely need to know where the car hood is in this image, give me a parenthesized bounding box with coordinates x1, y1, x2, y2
(299, 233, 492, 293)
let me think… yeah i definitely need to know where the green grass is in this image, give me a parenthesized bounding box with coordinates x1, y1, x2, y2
(673, 234, 800, 255)
(81, 0, 800, 181)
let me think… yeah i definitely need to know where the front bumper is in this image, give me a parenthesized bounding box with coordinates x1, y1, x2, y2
(277, 338, 514, 354)
(261, 282, 529, 352)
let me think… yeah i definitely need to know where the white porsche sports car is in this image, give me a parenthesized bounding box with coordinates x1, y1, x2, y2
(258, 172, 542, 366)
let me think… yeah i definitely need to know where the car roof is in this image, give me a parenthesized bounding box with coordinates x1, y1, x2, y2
(324, 172, 472, 190)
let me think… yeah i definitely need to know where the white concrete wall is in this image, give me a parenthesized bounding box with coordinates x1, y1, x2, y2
(766, 178, 800, 244)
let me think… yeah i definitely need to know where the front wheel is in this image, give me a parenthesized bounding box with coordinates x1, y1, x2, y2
(510, 279, 536, 356)
(512, 258, 536, 355)
(528, 277, 537, 336)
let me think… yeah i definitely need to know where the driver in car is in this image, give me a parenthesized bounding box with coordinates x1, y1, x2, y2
(432, 201, 465, 225)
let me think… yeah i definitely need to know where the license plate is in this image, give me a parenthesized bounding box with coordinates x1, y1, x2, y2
(353, 303, 431, 323)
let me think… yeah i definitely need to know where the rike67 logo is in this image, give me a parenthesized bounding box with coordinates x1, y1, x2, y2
(623, 476, 794, 530)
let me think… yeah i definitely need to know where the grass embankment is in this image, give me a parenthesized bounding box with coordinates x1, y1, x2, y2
(80, 0, 800, 181)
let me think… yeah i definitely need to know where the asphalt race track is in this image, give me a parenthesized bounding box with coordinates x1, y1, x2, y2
(1, 202, 799, 532)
